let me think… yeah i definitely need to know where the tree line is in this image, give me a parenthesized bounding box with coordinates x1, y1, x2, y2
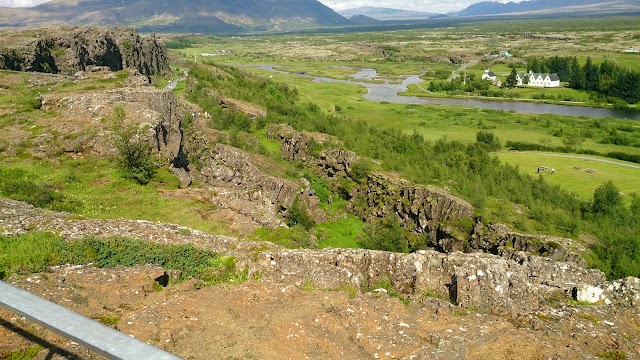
(528, 56, 640, 105)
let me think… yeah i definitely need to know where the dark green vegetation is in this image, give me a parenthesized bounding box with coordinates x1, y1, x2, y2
(184, 61, 639, 279)
(0, 232, 245, 285)
(111, 105, 158, 185)
(528, 56, 640, 106)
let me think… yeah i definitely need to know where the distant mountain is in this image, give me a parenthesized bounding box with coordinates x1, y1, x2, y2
(0, 0, 350, 33)
(338, 6, 434, 20)
(456, 0, 640, 17)
(348, 15, 380, 25)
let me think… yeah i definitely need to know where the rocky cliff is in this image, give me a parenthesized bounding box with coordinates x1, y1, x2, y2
(0, 27, 168, 76)
(267, 123, 592, 267)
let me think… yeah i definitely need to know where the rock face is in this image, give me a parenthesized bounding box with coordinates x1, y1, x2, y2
(254, 247, 609, 315)
(0, 27, 168, 76)
(3, 197, 637, 316)
(470, 222, 589, 267)
(267, 123, 589, 266)
(197, 143, 301, 211)
(267, 123, 360, 178)
(351, 173, 475, 242)
(41, 87, 185, 167)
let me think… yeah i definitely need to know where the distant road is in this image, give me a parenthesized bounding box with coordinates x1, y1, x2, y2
(451, 59, 479, 81)
(165, 69, 189, 91)
(517, 152, 640, 170)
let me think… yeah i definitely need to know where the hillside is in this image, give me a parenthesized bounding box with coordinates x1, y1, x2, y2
(338, 6, 434, 20)
(0, 0, 350, 33)
(0, 27, 639, 359)
(456, 0, 640, 16)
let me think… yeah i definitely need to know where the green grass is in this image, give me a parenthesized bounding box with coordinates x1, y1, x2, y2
(0, 232, 245, 285)
(0, 157, 230, 235)
(496, 151, 640, 204)
(316, 215, 364, 249)
(0, 345, 42, 360)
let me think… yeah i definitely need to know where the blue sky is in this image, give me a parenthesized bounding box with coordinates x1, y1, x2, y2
(0, 0, 521, 13)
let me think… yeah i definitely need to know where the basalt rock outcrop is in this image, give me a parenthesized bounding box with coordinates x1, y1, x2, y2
(41, 87, 185, 167)
(1, 197, 637, 316)
(350, 173, 475, 243)
(195, 143, 301, 212)
(267, 123, 589, 266)
(267, 123, 360, 178)
(0, 27, 168, 77)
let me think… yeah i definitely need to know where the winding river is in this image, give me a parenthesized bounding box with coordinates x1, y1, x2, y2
(249, 65, 640, 120)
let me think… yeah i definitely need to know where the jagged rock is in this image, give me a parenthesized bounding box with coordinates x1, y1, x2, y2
(41, 87, 184, 165)
(267, 123, 360, 178)
(171, 166, 193, 189)
(350, 173, 474, 242)
(199, 144, 300, 210)
(605, 277, 640, 308)
(2, 197, 639, 315)
(254, 247, 608, 315)
(0, 27, 168, 76)
(470, 222, 588, 267)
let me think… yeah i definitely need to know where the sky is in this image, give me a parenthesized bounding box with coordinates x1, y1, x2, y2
(0, 0, 521, 13)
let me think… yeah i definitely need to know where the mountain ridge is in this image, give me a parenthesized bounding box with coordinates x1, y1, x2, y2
(455, 0, 640, 16)
(0, 0, 350, 33)
(338, 6, 434, 20)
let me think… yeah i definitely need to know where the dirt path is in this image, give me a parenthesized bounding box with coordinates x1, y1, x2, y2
(450, 59, 480, 80)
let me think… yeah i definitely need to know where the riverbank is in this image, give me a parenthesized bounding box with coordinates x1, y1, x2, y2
(238, 64, 640, 120)
(402, 83, 638, 111)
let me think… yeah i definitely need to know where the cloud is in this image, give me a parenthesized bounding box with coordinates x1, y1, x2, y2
(318, 0, 520, 13)
(0, 0, 50, 7)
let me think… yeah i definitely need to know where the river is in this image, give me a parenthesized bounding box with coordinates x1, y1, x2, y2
(247, 65, 640, 120)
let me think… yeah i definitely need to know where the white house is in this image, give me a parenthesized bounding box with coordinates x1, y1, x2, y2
(516, 71, 560, 88)
(481, 69, 502, 86)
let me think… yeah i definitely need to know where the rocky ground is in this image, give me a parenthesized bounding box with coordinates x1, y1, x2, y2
(1, 264, 639, 360)
(1, 39, 639, 359)
(1, 198, 639, 360)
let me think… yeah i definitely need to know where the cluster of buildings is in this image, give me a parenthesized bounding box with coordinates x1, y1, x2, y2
(481, 70, 561, 88)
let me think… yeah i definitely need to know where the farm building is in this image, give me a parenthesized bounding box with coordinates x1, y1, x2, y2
(516, 71, 560, 88)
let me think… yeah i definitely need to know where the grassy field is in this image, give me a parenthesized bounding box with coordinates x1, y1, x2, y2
(496, 151, 640, 203)
(0, 156, 232, 235)
(252, 72, 640, 157)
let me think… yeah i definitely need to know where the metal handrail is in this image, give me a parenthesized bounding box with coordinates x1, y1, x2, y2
(0, 281, 182, 360)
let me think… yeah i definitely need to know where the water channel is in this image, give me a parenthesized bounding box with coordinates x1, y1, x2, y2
(249, 65, 640, 120)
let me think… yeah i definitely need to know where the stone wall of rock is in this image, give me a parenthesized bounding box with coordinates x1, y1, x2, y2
(350, 173, 475, 242)
(254, 247, 609, 315)
(41, 87, 184, 167)
(1, 196, 637, 314)
(0, 27, 168, 76)
(470, 222, 589, 267)
(195, 143, 301, 211)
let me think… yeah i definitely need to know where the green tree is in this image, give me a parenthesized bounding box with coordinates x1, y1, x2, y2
(584, 57, 600, 91)
(359, 217, 410, 253)
(111, 105, 158, 185)
(590, 181, 623, 216)
(569, 57, 586, 89)
(505, 67, 518, 88)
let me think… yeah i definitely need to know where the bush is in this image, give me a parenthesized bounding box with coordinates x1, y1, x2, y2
(0, 167, 78, 212)
(111, 106, 158, 185)
(475, 130, 501, 151)
(349, 159, 373, 183)
(285, 196, 315, 230)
